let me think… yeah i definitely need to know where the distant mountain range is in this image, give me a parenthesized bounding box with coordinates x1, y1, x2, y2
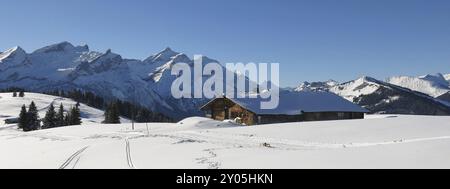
(294, 74, 450, 115)
(387, 73, 450, 98)
(0, 42, 217, 119)
(1, 42, 450, 119)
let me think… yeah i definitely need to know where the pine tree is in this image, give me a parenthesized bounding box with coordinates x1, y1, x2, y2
(135, 108, 145, 123)
(69, 106, 82, 125)
(25, 101, 40, 131)
(13, 91, 17, 97)
(136, 108, 152, 123)
(56, 103, 65, 127)
(111, 102, 121, 124)
(64, 114, 70, 126)
(103, 107, 109, 124)
(43, 103, 57, 129)
(18, 105, 28, 129)
(19, 91, 25, 97)
(103, 102, 120, 124)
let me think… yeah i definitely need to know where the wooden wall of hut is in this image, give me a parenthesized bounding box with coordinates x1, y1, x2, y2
(303, 112, 364, 121)
(256, 114, 304, 125)
(206, 98, 256, 125)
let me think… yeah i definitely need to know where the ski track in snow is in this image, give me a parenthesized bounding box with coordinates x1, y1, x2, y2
(72, 156, 83, 169)
(125, 138, 135, 169)
(59, 146, 89, 169)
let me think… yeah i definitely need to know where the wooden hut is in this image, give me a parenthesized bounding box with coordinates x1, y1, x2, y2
(200, 91, 369, 125)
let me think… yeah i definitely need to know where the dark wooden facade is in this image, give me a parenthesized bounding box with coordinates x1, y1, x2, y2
(203, 98, 257, 125)
(201, 97, 365, 126)
(303, 112, 364, 121)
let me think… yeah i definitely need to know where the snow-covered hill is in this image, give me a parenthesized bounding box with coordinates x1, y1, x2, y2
(0, 92, 128, 124)
(1, 112, 450, 168)
(387, 73, 450, 98)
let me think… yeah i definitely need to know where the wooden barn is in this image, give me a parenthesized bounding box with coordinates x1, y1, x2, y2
(200, 91, 369, 125)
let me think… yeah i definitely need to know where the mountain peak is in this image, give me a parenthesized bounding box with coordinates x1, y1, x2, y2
(75, 44, 90, 52)
(325, 79, 339, 86)
(294, 79, 338, 92)
(0, 46, 27, 62)
(7, 46, 25, 53)
(420, 73, 446, 81)
(419, 73, 448, 87)
(358, 76, 378, 82)
(144, 47, 181, 63)
(193, 55, 219, 64)
(58, 41, 74, 46)
(33, 41, 77, 54)
(156, 47, 178, 57)
(93, 49, 121, 61)
(11, 46, 24, 52)
(162, 47, 174, 52)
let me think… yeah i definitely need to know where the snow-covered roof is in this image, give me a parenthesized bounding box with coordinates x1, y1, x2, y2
(201, 91, 369, 115)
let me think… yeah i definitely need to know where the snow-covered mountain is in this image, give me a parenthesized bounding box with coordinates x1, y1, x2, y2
(294, 80, 338, 92)
(295, 76, 450, 115)
(387, 73, 450, 98)
(0, 42, 245, 120)
(335, 77, 450, 114)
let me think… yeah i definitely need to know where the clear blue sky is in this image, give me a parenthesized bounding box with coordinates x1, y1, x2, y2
(1, 0, 449, 87)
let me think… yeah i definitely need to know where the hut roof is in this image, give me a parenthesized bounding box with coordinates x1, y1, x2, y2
(201, 91, 369, 115)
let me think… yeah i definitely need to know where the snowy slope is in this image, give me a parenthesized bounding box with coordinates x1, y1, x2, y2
(0, 92, 128, 124)
(387, 73, 450, 97)
(1, 113, 450, 168)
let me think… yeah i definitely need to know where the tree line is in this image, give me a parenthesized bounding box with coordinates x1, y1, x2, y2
(18, 101, 82, 132)
(1, 87, 25, 97)
(45, 89, 173, 123)
(12, 91, 25, 97)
